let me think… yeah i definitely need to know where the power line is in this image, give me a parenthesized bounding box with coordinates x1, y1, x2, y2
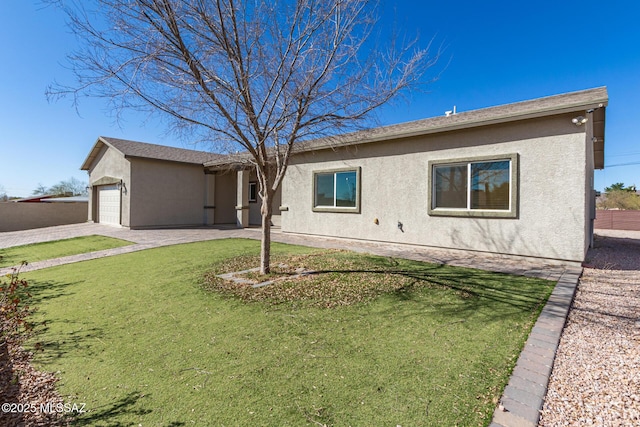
(604, 161, 640, 168)
(607, 152, 640, 157)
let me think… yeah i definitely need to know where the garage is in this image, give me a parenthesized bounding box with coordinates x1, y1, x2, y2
(98, 184, 121, 225)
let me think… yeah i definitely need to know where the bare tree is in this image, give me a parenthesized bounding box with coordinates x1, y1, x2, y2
(48, 177, 89, 196)
(32, 183, 49, 196)
(48, 0, 438, 273)
(0, 185, 8, 202)
(32, 178, 88, 196)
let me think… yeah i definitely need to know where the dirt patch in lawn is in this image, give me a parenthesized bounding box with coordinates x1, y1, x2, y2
(204, 250, 485, 309)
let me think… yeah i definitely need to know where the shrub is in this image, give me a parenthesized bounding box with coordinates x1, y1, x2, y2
(0, 261, 35, 347)
(598, 190, 640, 210)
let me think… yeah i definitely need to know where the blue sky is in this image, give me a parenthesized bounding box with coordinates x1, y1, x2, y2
(1, 0, 638, 197)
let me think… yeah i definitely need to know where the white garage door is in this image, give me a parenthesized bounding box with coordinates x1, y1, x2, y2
(98, 185, 121, 225)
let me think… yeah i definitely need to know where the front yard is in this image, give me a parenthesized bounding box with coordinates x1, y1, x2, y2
(0, 235, 132, 267)
(21, 238, 553, 426)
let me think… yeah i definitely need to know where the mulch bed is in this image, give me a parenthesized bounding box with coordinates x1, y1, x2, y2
(0, 340, 69, 427)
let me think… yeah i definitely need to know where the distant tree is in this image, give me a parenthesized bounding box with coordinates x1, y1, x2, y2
(0, 185, 8, 202)
(49, 177, 88, 196)
(33, 178, 88, 197)
(598, 183, 640, 210)
(47, 0, 439, 274)
(32, 183, 49, 196)
(604, 182, 636, 193)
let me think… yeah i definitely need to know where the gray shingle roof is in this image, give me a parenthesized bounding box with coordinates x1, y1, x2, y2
(295, 86, 609, 152)
(204, 86, 607, 168)
(80, 87, 607, 171)
(81, 137, 221, 170)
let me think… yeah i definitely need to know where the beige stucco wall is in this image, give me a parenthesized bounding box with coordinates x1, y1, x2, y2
(204, 173, 216, 225)
(213, 170, 237, 224)
(0, 202, 88, 232)
(86, 145, 132, 226)
(281, 114, 590, 262)
(248, 170, 282, 227)
(128, 158, 210, 228)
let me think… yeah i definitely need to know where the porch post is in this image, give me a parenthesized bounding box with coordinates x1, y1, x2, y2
(204, 171, 216, 226)
(236, 169, 250, 228)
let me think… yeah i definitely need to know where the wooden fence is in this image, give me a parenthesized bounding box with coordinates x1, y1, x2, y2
(594, 210, 640, 231)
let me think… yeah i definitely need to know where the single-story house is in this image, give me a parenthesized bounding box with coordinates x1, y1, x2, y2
(81, 138, 223, 228)
(81, 87, 607, 262)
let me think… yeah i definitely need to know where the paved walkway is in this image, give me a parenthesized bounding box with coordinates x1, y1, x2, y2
(1, 223, 574, 280)
(0, 223, 252, 275)
(0, 223, 604, 426)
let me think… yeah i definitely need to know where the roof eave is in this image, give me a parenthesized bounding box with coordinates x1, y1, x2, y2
(203, 94, 609, 168)
(204, 154, 253, 168)
(592, 106, 606, 170)
(80, 136, 122, 171)
(123, 154, 211, 166)
(297, 96, 609, 153)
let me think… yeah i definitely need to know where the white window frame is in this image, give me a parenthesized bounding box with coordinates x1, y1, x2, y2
(428, 154, 518, 218)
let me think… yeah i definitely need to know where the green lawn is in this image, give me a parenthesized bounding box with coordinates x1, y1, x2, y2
(0, 236, 133, 267)
(24, 238, 554, 426)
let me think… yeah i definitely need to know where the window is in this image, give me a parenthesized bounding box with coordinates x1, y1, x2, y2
(313, 167, 360, 213)
(248, 182, 257, 203)
(428, 154, 518, 218)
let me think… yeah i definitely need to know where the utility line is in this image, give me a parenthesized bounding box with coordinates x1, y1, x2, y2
(607, 152, 640, 157)
(604, 161, 640, 168)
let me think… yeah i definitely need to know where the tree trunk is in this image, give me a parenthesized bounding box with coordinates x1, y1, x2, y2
(260, 189, 273, 275)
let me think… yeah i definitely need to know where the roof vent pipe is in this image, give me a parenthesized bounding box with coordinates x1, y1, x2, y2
(444, 105, 457, 117)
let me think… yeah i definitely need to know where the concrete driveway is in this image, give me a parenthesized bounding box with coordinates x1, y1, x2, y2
(0, 222, 251, 249)
(0, 223, 257, 275)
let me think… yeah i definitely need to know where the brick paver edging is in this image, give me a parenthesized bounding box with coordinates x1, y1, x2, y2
(490, 268, 582, 427)
(0, 244, 157, 276)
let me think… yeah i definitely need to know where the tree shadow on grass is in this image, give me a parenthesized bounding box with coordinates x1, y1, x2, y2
(65, 391, 187, 427)
(32, 323, 105, 365)
(26, 279, 81, 306)
(21, 279, 99, 365)
(310, 260, 553, 321)
(216, 251, 554, 321)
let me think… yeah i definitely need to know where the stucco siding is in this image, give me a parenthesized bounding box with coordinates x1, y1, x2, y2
(271, 187, 282, 227)
(128, 158, 205, 228)
(249, 191, 261, 225)
(248, 170, 283, 227)
(281, 114, 589, 261)
(213, 171, 237, 224)
(86, 146, 131, 226)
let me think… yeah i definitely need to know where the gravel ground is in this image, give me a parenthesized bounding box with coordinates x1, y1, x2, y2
(539, 232, 640, 426)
